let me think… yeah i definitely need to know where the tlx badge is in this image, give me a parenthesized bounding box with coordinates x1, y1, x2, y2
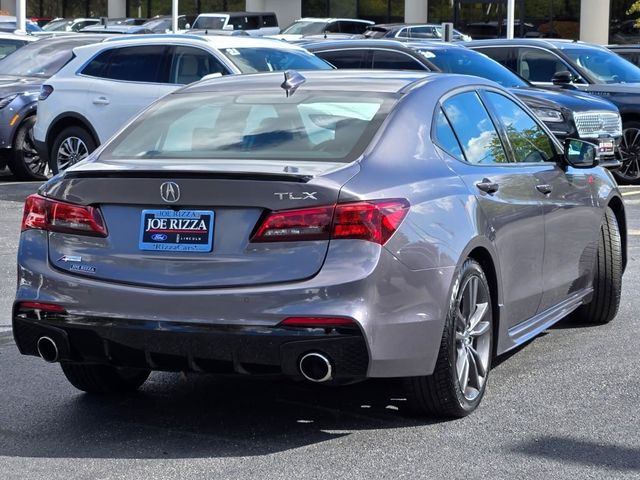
(274, 192, 318, 200)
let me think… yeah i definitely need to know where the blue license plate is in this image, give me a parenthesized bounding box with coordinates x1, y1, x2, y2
(139, 209, 214, 252)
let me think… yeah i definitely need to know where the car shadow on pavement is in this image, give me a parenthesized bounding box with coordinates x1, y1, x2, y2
(0, 372, 450, 459)
(511, 436, 640, 472)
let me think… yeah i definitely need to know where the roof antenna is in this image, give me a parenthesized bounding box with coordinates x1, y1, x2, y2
(281, 70, 305, 97)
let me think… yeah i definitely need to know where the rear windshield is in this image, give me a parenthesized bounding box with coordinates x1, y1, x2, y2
(100, 91, 395, 163)
(42, 19, 72, 31)
(220, 47, 332, 73)
(281, 21, 328, 35)
(192, 16, 226, 30)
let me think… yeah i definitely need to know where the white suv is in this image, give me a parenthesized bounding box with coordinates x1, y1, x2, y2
(33, 34, 330, 173)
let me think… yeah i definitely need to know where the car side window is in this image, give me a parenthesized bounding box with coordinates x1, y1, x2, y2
(371, 50, 427, 70)
(322, 22, 340, 33)
(81, 49, 113, 77)
(483, 91, 557, 163)
(340, 21, 367, 34)
(169, 46, 228, 84)
(515, 47, 570, 82)
(442, 91, 508, 165)
(408, 26, 438, 39)
(433, 108, 465, 161)
(84, 46, 169, 83)
(316, 49, 367, 69)
(475, 46, 516, 72)
(262, 15, 278, 27)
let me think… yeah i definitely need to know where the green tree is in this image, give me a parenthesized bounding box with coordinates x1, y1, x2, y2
(629, 1, 640, 26)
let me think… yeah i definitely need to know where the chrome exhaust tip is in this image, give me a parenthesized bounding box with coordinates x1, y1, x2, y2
(299, 352, 333, 383)
(36, 336, 59, 363)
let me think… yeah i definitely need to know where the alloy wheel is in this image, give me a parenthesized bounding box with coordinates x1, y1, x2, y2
(454, 274, 491, 401)
(56, 136, 89, 172)
(616, 127, 640, 182)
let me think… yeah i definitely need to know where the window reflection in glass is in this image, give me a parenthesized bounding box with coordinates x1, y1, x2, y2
(442, 92, 507, 165)
(484, 92, 556, 163)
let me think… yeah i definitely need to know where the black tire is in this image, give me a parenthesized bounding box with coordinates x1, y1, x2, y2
(7, 116, 48, 180)
(573, 207, 622, 325)
(61, 363, 150, 394)
(403, 259, 493, 418)
(614, 120, 640, 185)
(49, 126, 96, 175)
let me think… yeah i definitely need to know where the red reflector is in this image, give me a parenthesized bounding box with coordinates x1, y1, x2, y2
(17, 301, 66, 313)
(251, 199, 409, 245)
(280, 317, 356, 328)
(21, 194, 107, 237)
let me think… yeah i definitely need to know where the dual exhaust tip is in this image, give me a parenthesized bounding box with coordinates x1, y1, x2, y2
(298, 352, 333, 383)
(36, 336, 59, 363)
(37, 336, 334, 382)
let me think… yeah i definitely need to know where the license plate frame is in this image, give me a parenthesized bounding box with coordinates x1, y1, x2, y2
(597, 138, 615, 156)
(138, 209, 214, 252)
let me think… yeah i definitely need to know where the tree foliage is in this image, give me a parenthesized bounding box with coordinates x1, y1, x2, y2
(629, 1, 640, 26)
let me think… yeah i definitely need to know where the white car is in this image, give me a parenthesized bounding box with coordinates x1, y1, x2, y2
(33, 34, 331, 173)
(191, 12, 279, 36)
(273, 18, 374, 41)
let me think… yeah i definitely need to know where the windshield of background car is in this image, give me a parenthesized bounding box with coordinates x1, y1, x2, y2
(421, 48, 528, 88)
(563, 47, 640, 84)
(192, 16, 226, 30)
(0, 40, 82, 77)
(220, 47, 332, 73)
(142, 18, 169, 30)
(100, 91, 396, 162)
(42, 19, 71, 31)
(0, 39, 28, 59)
(281, 21, 328, 35)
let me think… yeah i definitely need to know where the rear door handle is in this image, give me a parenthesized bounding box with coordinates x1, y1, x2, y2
(535, 184, 553, 195)
(92, 96, 110, 105)
(476, 178, 499, 194)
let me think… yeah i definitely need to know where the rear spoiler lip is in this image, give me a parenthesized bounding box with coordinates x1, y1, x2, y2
(61, 170, 313, 183)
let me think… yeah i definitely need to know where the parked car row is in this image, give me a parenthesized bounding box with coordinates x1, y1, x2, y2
(2, 29, 640, 185)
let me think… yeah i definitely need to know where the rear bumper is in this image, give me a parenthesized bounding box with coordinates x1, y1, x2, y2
(16, 230, 455, 378)
(13, 313, 369, 381)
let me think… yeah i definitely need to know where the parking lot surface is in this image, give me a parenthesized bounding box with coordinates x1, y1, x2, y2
(1, 172, 639, 480)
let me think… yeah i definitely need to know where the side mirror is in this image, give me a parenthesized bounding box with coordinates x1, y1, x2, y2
(552, 70, 575, 85)
(185, 23, 191, 29)
(564, 139, 599, 168)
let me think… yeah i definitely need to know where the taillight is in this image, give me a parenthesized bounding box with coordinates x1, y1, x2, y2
(22, 194, 107, 237)
(251, 199, 409, 245)
(252, 206, 334, 242)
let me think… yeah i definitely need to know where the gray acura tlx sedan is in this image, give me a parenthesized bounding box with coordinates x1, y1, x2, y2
(14, 70, 625, 418)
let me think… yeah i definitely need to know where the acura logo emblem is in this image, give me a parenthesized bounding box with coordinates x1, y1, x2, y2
(160, 181, 180, 203)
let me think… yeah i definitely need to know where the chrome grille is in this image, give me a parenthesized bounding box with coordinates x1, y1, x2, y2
(573, 111, 622, 139)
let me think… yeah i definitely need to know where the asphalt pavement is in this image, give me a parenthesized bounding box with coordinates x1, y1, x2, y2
(0, 170, 639, 480)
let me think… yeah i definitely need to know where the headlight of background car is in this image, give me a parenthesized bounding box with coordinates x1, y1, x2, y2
(0, 94, 18, 109)
(531, 107, 564, 123)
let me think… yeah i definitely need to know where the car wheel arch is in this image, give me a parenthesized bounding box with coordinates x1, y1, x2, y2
(46, 113, 100, 155)
(607, 195, 627, 272)
(455, 239, 502, 357)
(8, 103, 37, 147)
